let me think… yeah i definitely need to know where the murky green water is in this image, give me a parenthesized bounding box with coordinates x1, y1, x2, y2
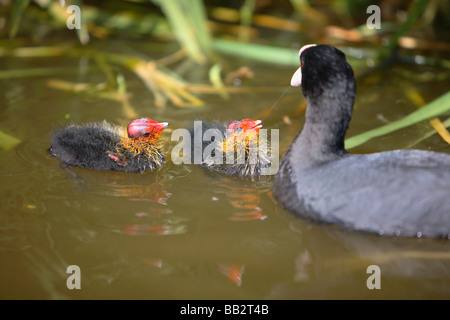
(1, 40, 450, 300)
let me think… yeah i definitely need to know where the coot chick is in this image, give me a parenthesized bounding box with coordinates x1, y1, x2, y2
(273, 44, 450, 238)
(50, 117, 169, 172)
(187, 119, 271, 177)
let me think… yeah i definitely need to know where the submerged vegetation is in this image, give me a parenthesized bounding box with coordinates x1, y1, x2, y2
(1, 0, 449, 150)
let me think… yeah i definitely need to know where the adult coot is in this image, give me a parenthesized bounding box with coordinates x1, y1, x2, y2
(273, 44, 450, 238)
(49, 117, 169, 172)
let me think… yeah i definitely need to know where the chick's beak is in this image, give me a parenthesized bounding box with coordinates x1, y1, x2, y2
(252, 120, 263, 130)
(159, 122, 170, 129)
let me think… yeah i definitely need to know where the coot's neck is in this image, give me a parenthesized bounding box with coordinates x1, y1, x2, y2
(291, 85, 355, 166)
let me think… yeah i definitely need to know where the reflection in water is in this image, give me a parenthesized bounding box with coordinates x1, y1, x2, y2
(227, 190, 267, 222)
(229, 207, 266, 222)
(217, 263, 245, 287)
(110, 182, 172, 205)
(122, 223, 187, 236)
(212, 176, 272, 222)
(142, 258, 246, 287)
(62, 167, 194, 237)
(121, 209, 188, 236)
(268, 214, 450, 299)
(67, 168, 172, 203)
(293, 249, 313, 282)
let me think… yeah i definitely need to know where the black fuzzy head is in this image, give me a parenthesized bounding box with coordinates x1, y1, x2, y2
(297, 45, 355, 101)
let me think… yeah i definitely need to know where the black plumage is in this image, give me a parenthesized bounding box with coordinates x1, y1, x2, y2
(273, 44, 450, 238)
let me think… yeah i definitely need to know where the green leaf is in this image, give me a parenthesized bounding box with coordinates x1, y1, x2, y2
(212, 39, 299, 66)
(239, 0, 256, 41)
(9, 0, 31, 38)
(0, 66, 98, 79)
(402, 117, 450, 149)
(208, 64, 229, 99)
(151, 0, 210, 63)
(377, 0, 429, 61)
(345, 90, 450, 149)
(188, 0, 212, 57)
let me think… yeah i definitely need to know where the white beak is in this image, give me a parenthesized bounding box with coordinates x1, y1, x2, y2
(290, 44, 317, 87)
(290, 67, 302, 87)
